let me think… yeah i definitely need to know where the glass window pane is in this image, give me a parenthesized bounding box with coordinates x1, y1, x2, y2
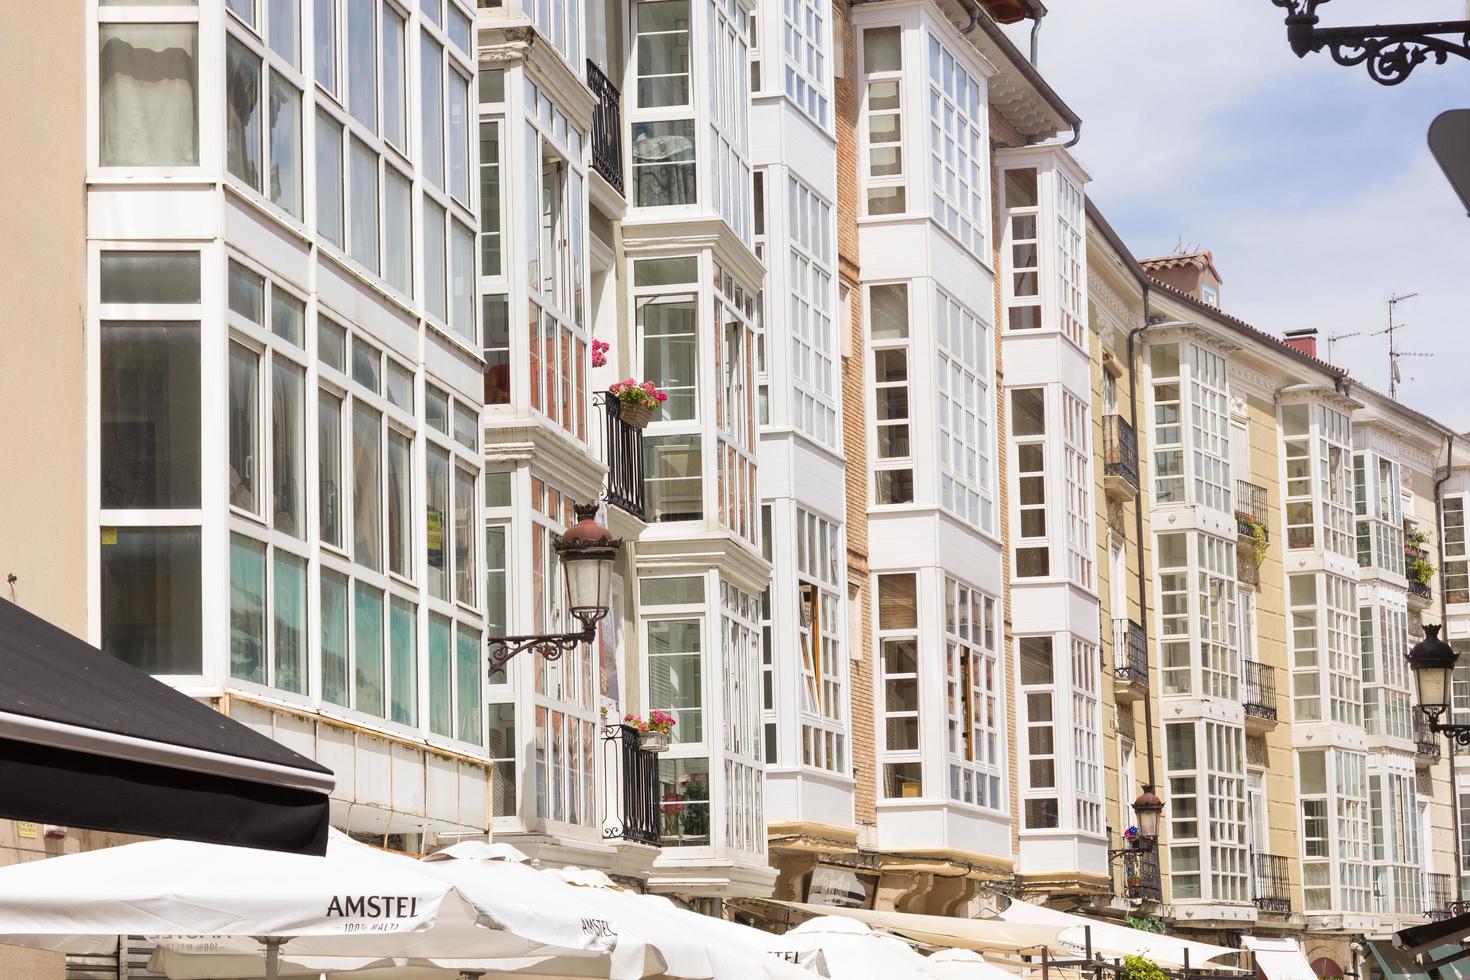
(448, 69, 470, 204)
(101, 526, 202, 674)
(447, 2, 472, 51)
(638, 295, 697, 420)
(228, 261, 266, 323)
(270, 288, 305, 345)
(425, 385, 449, 433)
(424, 197, 447, 321)
(229, 341, 260, 513)
(321, 567, 350, 705)
(273, 550, 307, 693)
(427, 447, 450, 600)
(869, 283, 907, 339)
(453, 402, 478, 449)
(269, 0, 299, 65)
(387, 429, 412, 577)
(226, 37, 262, 190)
(644, 434, 702, 522)
(99, 24, 199, 167)
(453, 465, 476, 605)
(385, 360, 414, 412)
(268, 73, 302, 217)
(384, 166, 413, 295)
(347, 0, 376, 129)
(316, 111, 344, 246)
(349, 137, 379, 271)
(450, 220, 474, 341)
(354, 583, 384, 715)
(381, 3, 406, 149)
(318, 389, 343, 547)
(100, 251, 201, 304)
(421, 34, 444, 187)
(863, 26, 901, 72)
(314, 0, 336, 92)
(456, 622, 482, 743)
(479, 121, 502, 277)
(272, 358, 305, 537)
(351, 337, 381, 391)
(428, 614, 453, 736)
(318, 316, 347, 371)
(631, 119, 696, 207)
(352, 401, 383, 569)
(229, 533, 267, 684)
(101, 322, 201, 509)
(389, 596, 416, 724)
(228, 0, 255, 26)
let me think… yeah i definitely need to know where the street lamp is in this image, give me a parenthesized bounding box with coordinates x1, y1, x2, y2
(487, 502, 621, 676)
(1110, 785, 1166, 859)
(1408, 624, 1470, 745)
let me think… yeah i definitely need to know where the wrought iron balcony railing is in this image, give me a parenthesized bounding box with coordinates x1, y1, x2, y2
(1103, 415, 1139, 493)
(1243, 661, 1278, 722)
(601, 392, 646, 521)
(1416, 710, 1443, 763)
(1122, 845, 1162, 903)
(1253, 853, 1291, 913)
(1409, 579, 1433, 602)
(586, 59, 624, 195)
(1112, 618, 1147, 688)
(1425, 872, 1455, 920)
(601, 724, 661, 847)
(1235, 480, 1269, 538)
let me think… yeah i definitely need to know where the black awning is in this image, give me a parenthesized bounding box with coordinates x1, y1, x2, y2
(0, 600, 333, 855)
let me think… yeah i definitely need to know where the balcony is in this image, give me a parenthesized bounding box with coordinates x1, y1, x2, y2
(1253, 853, 1291, 914)
(600, 392, 646, 522)
(586, 60, 624, 196)
(1103, 415, 1139, 501)
(601, 724, 661, 847)
(1111, 619, 1148, 703)
(1425, 872, 1455, 920)
(1243, 661, 1278, 731)
(1235, 479, 1269, 542)
(1409, 578, 1433, 606)
(1415, 710, 1443, 766)
(1122, 846, 1162, 904)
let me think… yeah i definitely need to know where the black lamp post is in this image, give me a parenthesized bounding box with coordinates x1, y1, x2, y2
(1268, 0, 1470, 86)
(487, 503, 621, 676)
(1408, 624, 1470, 745)
(1110, 785, 1166, 859)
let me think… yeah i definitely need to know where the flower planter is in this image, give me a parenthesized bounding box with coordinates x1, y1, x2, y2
(620, 401, 654, 429)
(640, 730, 671, 753)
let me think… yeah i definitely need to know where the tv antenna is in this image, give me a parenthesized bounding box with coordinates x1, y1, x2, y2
(1325, 329, 1364, 363)
(1372, 292, 1429, 398)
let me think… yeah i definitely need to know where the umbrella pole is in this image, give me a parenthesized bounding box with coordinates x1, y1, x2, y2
(263, 936, 281, 980)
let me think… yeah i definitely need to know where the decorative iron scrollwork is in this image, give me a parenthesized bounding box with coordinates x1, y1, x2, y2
(1269, 0, 1470, 85)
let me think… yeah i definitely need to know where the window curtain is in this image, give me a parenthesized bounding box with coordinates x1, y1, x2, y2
(100, 23, 199, 166)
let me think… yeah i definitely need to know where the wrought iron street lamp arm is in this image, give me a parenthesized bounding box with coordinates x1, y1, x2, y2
(488, 627, 596, 676)
(1271, 0, 1470, 85)
(1427, 718, 1470, 748)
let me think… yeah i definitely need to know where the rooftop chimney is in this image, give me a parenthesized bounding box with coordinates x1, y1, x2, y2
(1283, 328, 1318, 360)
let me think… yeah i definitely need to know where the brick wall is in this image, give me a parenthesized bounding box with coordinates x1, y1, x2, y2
(834, 0, 875, 828)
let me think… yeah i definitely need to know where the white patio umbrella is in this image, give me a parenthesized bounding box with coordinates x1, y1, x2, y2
(0, 830, 620, 979)
(763, 916, 944, 979)
(995, 900, 1242, 970)
(926, 948, 1021, 980)
(418, 844, 819, 980)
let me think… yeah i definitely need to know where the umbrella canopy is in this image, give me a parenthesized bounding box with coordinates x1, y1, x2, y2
(764, 916, 943, 979)
(0, 600, 332, 854)
(420, 844, 818, 980)
(0, 831, 617, 977)
(996, 900, 1242, 969)
(926, 948, 1020, 980)
(767, 902, 1064, 955)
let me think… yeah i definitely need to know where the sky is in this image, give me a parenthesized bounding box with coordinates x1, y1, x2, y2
(1002, 1, 1470, 430)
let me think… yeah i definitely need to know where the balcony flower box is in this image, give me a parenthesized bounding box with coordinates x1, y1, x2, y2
(625, 710, 675, 753)
(609, 379, 667, 430)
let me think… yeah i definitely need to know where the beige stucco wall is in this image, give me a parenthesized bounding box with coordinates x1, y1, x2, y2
(0, 0, 89, 636)
(0, 2, 87, 976)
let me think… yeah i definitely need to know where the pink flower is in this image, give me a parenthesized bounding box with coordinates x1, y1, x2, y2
(655, 391, 668, 402)
(641, 381, 656, 394)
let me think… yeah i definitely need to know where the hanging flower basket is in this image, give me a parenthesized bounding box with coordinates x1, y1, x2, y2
(620, 401, 654, 429)
(609, 379, 667, 430)
(640, 730, 672, 753)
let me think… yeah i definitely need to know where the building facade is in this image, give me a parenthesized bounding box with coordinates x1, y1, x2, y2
(5, 0, 1470, 973)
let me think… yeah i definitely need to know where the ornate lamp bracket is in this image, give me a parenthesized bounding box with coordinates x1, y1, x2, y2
(1271, 0, 1470, 85)
(488, 627, 596, 676)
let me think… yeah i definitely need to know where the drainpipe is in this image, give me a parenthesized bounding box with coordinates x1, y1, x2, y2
(959, 0, 982, 35)
(1437, 432, 1462, 901)
(1126, 284, 1158, 793)
(1030, 17, 1042, 66)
